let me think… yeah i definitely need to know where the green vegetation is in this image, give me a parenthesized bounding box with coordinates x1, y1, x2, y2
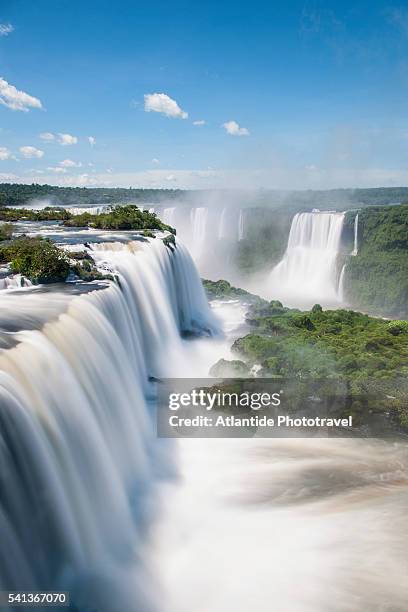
(0, 206, 71, 222)
(4, 182, 408, 210)
(0, 204, 175, 234)
(202, 278, 261, 301)
(0, 237, 70, 283)
(0, 183, 184, 207)
(235, 209, 291, 274)
(343, 205, 408, 318)
(63, 204, 175, 233)
(0, 205, 176, 285)
(0, 223, 14, 241)
(222, 300, 408, 427)
(209, 358, 250, 377)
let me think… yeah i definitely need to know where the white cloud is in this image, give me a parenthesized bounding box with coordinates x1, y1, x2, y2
(39, 132, 55, 141)
(0, 147, 12, 160)
(193, 120, 206, 126)
(222, 120, 250, 136)
(57, 133, 78, 146)
(165, 174, 177, 182)
(144, 93, 188, 119)
(152, 158, 160, 164)
(0, 77, 42, 112)
(19, 146, 44, 159)
(0, 23, 14, 36)
(0, 172, 17, 181)
(47, 166, 67, 173)
(88, 136, 96, 146)
(59, 158, 82, 168)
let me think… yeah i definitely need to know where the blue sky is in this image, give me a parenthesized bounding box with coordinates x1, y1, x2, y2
(1, 0, 408, 189)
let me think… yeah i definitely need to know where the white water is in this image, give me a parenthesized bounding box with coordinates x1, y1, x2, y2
(238, 209, 245, 241)
(0, 274, 32, 290)
(156, 206, 247, 279)
(154, 434, 408, 612)
(268, 211, 345, 308)
(1, 230, 408, 612)
(352, 213, 359, 256)
(0, 238, 218, 611)
(162, 207, 176, 226)
(190, 207, 208, 261)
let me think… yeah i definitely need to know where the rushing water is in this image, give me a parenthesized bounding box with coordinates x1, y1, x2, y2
(268, 211, 345, 308)
(0, 238, 218, 612)
(352, 213, 359, 256)
(157, 205, 246, 279)
(1, 219, 408, 612)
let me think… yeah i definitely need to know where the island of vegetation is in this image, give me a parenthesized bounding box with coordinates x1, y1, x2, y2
(0, 205, 176, 284)
(210, 296, 408, 429)
(0, 204, 176, 234)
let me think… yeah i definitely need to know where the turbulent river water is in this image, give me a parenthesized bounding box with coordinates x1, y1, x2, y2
(0, 212, 407, 611)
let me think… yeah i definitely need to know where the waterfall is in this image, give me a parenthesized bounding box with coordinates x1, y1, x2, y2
(155, 205, 247, 281)
(189, 208, 208, 261)
(0, 274, 32, 290)
(218, 208, 228, 239)
(68, 205, 109, 215)
(352, 213, 359, 256)
(162, 207, 176, 226)
(268, 211, 345, 307)
(238, 209, 245, 241)
(0, 238, 218, 611)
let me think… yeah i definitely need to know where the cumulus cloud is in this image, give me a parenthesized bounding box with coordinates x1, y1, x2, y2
(0, 23, 14, 36)
(88, 136, 96, 146)
(193, 120, 206, 126)
(59, 158, 82, 168)
(222, 120, 250, 136)
(39, 132, 55, 141)
(152, 158, 160, 164)
(20, 146, 44, 159)
(0, 77, 43, 112)
(144, 93, 188, 119)
(58, 133, 78, 146)
(0, 147, 12, 160)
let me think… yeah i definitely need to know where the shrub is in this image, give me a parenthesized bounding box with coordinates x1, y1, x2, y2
(0, 237, 70, 283)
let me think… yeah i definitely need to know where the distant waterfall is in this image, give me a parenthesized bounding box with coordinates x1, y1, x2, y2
(162, 207, 176, 226)
(352, 213, 359, 256)
(238, 209, 245, 241)
(155, 205, 247, 280)
(190, 207, 208, 260)
(268, 212, 345, 307)
(68, 205, 109, 215)
(218, 208, 228, 239)
(0, 238, 218, 611)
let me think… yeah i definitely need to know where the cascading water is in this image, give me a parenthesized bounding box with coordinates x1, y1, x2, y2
(0, 237, 218, 612)
(218, 208, 229, 240)
(238, 209, 245, 241)
(0, 274, 32, 290)
(162, 207, 176, 226)
(155, 205, 247, 281)
(190, 208, 208, 261)
(352, 213, 359, 256)
(268, 211, 345, 307)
